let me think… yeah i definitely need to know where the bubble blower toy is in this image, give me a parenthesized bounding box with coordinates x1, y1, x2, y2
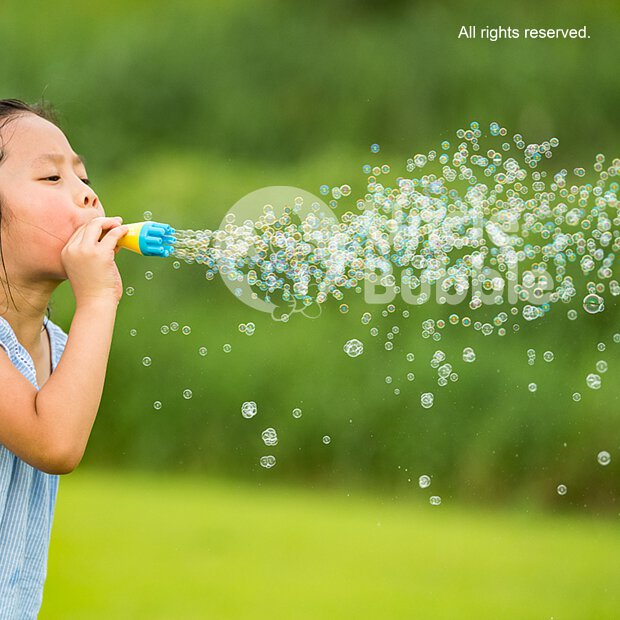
(115, 221, 177, 257)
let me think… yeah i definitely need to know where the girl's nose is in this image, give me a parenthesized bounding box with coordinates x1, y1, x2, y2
(81, 188, 99, 209)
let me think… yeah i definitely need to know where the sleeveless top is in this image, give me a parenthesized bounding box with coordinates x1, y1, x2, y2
(0, 315, 68, 619)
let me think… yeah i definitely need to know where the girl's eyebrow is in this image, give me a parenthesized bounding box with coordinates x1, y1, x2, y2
(31, 153, 86, 167)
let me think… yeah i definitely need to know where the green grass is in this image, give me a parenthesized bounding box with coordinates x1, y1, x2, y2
(40, 468, 620, 619)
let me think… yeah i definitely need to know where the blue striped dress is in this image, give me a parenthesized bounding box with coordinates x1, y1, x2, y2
(0, 315, 68, 619)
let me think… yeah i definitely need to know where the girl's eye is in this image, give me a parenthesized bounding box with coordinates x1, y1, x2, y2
(42, 175, 91, 186)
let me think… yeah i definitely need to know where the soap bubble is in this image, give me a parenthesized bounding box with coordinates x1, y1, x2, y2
(572, 392, 582, 402)
(172, 261, 181, 270)
(170, 322, 179, 332)
(557, 484, 567, 495)
(418, 475, 431, 488)
(241, 401, 257, 418)
(198, 346, 208, 356)
(595, 360, 608, 373)
(142, 356, 152, 367)
(528, 382, 537, 392)
(385, 376, 392, 384)
(597, 342, 606, 352)
(583, 293, 604, 314)
(407, 372, 415, 381)
(370, 143, 380, 153)
(543, 351, 554, 362)
(567, 309, 578, 320)
(261, 427, 278, 446)
(420, 392, 434, 409)
(143, 210, 152, 220)
(429, 496, 442, 506)
(259, 455, 276, 469)
(223, 343, 232, 353)
(182, 389, 193, 399)
(160, 325, 170, 335)
(586, 373, 602, 390)
(144, 271, 153, 280)
(153, 401, 162, 410)
(597, 451, 611, 466)
(129, 329, 137, 336)
(182, 326, 191, 335)
(462, 347, 476, 363)
(292, 408, 302, 418)
(125, 286, 135, 296)
(343, 339, 364, 357)
(322, 435, 331, 444)
(406, 353, 415, 362)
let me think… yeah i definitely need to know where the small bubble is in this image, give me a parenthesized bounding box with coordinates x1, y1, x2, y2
(343, 339, 364, 357)
(261, 427, 278, 447)
(420, 392, 434, 409)
(586, 373, 602, 390)
(418, 475, 431, 489)
(292, 408, 302, 419)
(370, 143, 380, 153)
(223, 344, 232, 353)
(322, 435, 331, 445)
(153, 401, 162, 410)
(142, 356, 152, 367)
(543, 351, 554, 362)
(259, 455, 276, 469)
(557, 484, 567, 496)
(595, 360, 608, 373)
(429, 496, 442, 506)
(170, 322, 179, 332)
(572, 392, 581, 402)
(462, 347, 476, 363)
(597, 342, 606, 352)
(597, 451, 611, 466)
(182, 389, 193, 399)
(125, 286, 135, 296)
(160, 325, 170, 335)
(583, 293, 604, 314)
(143, 210, 153, 220)
(129, 329, 137, 337)
(406, 353, 415, 362)
(144, 271, 154, 280)
(173, 261, 181, 269)
(528, 382, 537, 392)
(241, 401, 257, 418)
(182, 325, 191, 335)
(198, 346, 208, 356)
(339, 303, 349, 314)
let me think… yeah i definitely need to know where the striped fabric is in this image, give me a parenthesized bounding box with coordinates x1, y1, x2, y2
(0, 315, 68, 619)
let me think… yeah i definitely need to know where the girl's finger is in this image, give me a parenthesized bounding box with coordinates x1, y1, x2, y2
(65, 222, 88, 248)
(82, 217, 123, 246)
(99, 225, 129, 252)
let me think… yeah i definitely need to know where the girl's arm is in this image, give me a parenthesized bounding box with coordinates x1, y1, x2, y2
(0, 216, 128, 474)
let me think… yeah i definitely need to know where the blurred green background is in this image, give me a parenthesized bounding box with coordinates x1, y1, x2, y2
(1, 0, 619, 617)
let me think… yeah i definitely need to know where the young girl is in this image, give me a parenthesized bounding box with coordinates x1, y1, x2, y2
(0, 99, 129, 618)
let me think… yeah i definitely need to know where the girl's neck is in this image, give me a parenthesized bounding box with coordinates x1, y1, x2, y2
(0, 279, 59, 350)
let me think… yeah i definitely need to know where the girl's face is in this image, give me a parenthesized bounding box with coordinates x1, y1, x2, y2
(0, 112, 104, 282)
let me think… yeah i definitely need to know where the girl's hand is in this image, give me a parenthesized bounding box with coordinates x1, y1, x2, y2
(61, 216, 129, 305)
